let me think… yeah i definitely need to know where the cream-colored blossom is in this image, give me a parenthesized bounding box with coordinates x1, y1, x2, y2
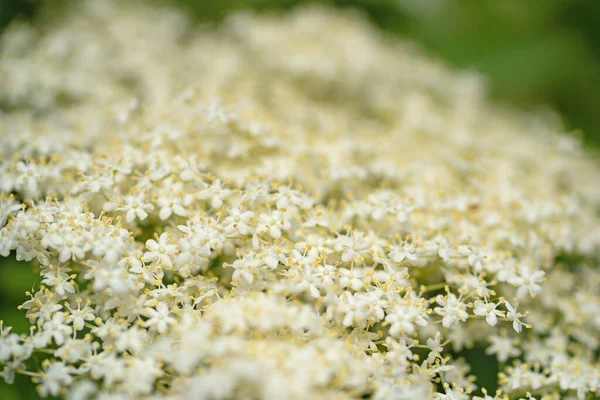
(0, 1, 599, 399)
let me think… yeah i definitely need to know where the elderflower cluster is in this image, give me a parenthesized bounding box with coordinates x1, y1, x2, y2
(1, 1, 599, 399)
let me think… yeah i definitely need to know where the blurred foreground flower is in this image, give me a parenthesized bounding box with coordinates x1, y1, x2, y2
(0, 1, 599, 399)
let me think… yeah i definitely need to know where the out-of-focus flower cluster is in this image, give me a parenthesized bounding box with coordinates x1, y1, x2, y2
(0, 1, 599, 399)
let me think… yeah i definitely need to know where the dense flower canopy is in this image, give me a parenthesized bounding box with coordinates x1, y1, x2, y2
(0, 1, 599, 399)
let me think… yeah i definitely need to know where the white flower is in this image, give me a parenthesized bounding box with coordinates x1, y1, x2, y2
(434, 293, 468, 328)
(42, 313, 73, 346)
(223, 208, 254, 236)
(117, 194, 155, 223)
(385, 336, 415, 365)
(256, 210, 290, 239)
(78, 172, 113, 194)
(473, 300, 505, 327)
(143, 303, 176, 334)
(66, 301, 95, 331)
(457, 245, 485, 271)
(510, 265, 545, 299)
(44, 229, 89, 264)
(199, 179, 231, 209)
(426, 332, 444, 364)
(39, 362, 72, 397)
(230, 255, 260, 286)
(15, 161, 42, 194)
(156, 194, 188, 220)
(92, 232, 128, 264)
(143, 233, 178, 269)
(337, 231, 370, 264)
(178, 218, 225, 255)
(388, 241, 417, 265)
(115, 327, 147, 354)
(0, 332, 33, 363)
(66, 380, 96, 400)
(505, 300, 526, 333)
(339, 268, 368, 291)
(334, 291, 370, 328)
(385, 303, 429, 336)
(55, 339, 92, 363)
(41, 266, 75, 296)
(486, 335, 521, 362)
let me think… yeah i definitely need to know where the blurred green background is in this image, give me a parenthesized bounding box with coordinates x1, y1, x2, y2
(1, 0, 599, 398)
